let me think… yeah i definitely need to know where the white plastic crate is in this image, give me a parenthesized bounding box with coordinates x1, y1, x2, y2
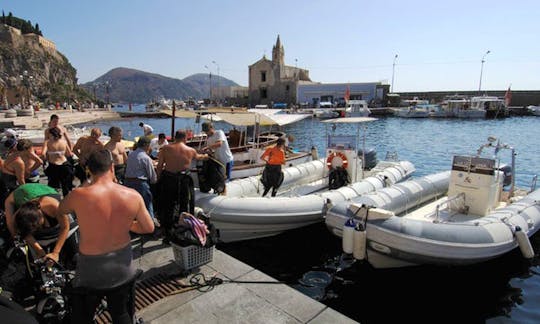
(171, 243, 214, 271)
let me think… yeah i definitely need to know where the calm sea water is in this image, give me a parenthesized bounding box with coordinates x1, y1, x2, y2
(82, 106, 540, 323)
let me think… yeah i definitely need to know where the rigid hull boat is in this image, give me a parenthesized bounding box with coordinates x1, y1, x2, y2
(196, 117, 415, 242)
(326, 137, 540, 268)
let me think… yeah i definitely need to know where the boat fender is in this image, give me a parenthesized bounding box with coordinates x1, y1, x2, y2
(353, 223, 367, 260)
(515, 226, 535, 259)
(342, 218, 355, 254)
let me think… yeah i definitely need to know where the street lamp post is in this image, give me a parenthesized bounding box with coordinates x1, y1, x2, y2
(391, 54, 398, 93)
(204, 65, 212, 101)
(478, 50, 491, 93)
(212, 61, 220, 104)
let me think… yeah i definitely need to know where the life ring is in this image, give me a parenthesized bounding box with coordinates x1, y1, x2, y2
(326, 151, 348, 169)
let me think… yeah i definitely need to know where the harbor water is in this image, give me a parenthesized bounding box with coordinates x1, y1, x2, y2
(81, 106, 540, 322)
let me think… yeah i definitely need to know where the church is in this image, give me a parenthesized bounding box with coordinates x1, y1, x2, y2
(248, 36, 389, 108)
(248, 35, 313, 107)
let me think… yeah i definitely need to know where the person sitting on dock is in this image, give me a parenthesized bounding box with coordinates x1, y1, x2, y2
(72, 128, 104, 185)
(156, 130, 208, 244)
(44, 114, 73, 150)
(139, 122, 154, 137)
(57, 149, 154, 323)
(260, 137, 286, 197)
(104, 126, 128, 184)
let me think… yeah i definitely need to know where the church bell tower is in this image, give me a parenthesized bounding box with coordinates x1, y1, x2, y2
(272, 35, 285, 66)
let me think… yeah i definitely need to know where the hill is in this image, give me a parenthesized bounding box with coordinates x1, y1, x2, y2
(81, 68, 239, 103)
(0, 14, 92, 106)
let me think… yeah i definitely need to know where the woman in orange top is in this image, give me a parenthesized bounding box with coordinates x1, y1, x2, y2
(260, 137, 286, 197)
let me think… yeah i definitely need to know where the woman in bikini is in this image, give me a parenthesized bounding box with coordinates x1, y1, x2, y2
(42, 127, 74, 197)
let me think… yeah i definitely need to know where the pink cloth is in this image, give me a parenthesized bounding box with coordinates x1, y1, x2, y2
(181, 213, 210, 246)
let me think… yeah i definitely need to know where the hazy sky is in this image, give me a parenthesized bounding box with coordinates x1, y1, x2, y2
(3, 0, 539, 91)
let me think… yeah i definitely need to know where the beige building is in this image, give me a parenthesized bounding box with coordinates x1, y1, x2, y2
(248, 35, 312, 107)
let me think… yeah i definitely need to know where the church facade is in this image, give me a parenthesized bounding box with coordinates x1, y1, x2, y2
(248, 35, 313, 107)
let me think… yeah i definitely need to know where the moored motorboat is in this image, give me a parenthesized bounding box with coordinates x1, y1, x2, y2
(326, 137, 540, 268)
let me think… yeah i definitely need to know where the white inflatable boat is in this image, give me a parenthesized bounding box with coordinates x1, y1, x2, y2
(326, 137, 540, 268)
(197, 156, 414, 242)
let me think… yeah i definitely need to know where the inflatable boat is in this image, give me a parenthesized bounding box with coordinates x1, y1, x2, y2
(326, 137, 540, 268)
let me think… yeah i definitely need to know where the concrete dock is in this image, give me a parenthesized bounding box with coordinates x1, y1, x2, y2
(130, 237, 357, 324)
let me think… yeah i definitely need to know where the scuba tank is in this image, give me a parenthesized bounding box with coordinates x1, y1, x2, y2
(342, 218, 355, 254)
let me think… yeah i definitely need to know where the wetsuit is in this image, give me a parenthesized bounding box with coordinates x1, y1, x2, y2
(158, 170, 195, 234)
(70, 244, 136, 324)
(45, 162, 73, 197)
(260, 146, 285, 197)
(114, 164, 126, 184)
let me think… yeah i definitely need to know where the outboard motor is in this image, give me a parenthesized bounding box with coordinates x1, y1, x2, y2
(358, 148, 377, 170)
(498, 163, 513, 187)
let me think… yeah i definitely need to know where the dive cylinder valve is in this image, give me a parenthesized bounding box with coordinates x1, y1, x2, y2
(342, 218, 355, 254)
(353, 223, 367, 260)
(515, 226, 534, 259)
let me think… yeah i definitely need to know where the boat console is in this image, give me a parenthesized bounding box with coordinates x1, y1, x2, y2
(448, 155, 504, 216)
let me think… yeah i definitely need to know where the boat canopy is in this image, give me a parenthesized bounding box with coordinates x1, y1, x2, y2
(216, 111, 310, 127)
(322, 117, 378, 124)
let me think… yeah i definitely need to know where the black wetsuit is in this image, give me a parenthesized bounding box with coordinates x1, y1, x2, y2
(70, 244, 136, 324)
(114, 164, 126, 184)
(261, 165, 284, 197)
(157, 170, 195, 234)
(45, 162, 73, 196)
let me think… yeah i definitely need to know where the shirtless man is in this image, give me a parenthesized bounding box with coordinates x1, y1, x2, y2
(57, 149, 154, 323)
(44, 114, 73, 149)
(156, 130, 207, 242)
(72, 128, 104, 184)
(104, 126, 128, 183)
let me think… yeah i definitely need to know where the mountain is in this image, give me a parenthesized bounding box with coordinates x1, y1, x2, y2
(81, 67, 240, 103)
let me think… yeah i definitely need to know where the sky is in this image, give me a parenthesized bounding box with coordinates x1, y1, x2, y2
(3, 0, 540, 91)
